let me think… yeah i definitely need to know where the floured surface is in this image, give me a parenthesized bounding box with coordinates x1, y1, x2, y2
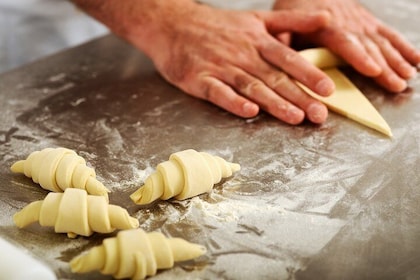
(0, 0, 420, 279)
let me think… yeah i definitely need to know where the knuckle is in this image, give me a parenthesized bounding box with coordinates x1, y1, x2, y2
(282, 52, 300, 64)
(245, 80, 265, 98)
(340, 32, 361, 46)
(368, 33, 386, 46)
(233, 73, 264, 97)
(201, 80, 219, 101)
(233, 73, 251, 92)
(201, 78, 232, 103)
(267, 72, 289, 89)
(328, 29, 360, 47)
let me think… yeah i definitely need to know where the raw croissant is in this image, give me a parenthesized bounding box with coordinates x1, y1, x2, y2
(70, 228, 207, 280)
(11, 147, 110, 199)
(13, 188, 139, 238)
(130, 149, 240, 205)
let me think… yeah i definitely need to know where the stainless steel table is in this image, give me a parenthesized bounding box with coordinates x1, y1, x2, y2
(1, 1, 419, 279)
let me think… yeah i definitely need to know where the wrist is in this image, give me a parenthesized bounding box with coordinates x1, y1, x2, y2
(71, 0, 199, 58)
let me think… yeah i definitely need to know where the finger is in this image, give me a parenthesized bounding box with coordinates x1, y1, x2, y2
(258, 10, 330, 34)
(220, 67, 306, 124)
(361, 36, 408, 92)
(378, 24, 420, 66)
(238, 56, 329, 123)
(262, 71, 329, 124)
(259, 38, 335, 97)
(314, 29, 382, 77)
(369, 33, 416, 79)
(373, 73, 407, 93)
(197, 76, 260, 118)
(276, 32, 292, 46)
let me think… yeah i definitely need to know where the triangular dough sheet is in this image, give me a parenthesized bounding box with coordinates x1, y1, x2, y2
(299, 48, 392, 137)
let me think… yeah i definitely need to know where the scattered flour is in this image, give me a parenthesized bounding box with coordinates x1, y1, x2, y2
(189, 194, 286, 223)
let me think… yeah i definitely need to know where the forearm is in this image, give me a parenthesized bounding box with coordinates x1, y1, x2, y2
(70, 0, 197, 58)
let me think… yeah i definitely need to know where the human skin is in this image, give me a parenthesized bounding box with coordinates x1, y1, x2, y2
(273, 0, 420, 93)
(71, 0, 335, 125)
(70, 0, 420, 125)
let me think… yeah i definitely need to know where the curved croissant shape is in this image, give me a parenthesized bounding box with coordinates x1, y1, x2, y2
(70, 228, 207, 280)
(11, 147, 110, 199)
(130, 149, 240, 205)
(13, 188, 139, 238)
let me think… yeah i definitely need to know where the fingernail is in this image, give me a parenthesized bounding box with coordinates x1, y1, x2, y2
(367, 60, 382, 76)
(415, 51, 420, 64)
(315, 78, 335, 96)
(390, 76, 407, 92)
(243, 102, 259, 117)
(412, 69, 418, 79)
(406, 66, 417, 79)
(286, 106, 304, 124)
(307, 103, 328, 124)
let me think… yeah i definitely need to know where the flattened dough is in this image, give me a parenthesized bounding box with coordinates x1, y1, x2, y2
(299, 48, 392, 137)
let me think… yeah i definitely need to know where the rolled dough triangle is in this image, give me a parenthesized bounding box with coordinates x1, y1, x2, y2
(298, 48, 392, 137)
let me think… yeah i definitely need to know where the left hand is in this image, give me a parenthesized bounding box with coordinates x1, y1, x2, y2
(273, 0, 420, 93)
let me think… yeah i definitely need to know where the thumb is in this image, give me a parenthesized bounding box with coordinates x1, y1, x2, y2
(258, 10, 330, 34)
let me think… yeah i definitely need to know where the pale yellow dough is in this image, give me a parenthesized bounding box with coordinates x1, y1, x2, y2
(299, 48, 346, 69)
(11, 147, 110, 199)
(70, 228, 207, 280)
(130, 149, 240, 205)
(299, 48, 392, 137)
(13, 188, 139, 238)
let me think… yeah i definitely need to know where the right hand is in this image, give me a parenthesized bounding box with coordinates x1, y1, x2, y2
(273, 0, 420, 93)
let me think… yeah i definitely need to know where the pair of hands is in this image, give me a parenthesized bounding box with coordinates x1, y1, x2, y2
(120, 0, 420, 125)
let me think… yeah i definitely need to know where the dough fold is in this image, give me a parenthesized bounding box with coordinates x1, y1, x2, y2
(11, 147, 110, 199)
(130, 149, 240, 205)
(70, 228, 206, 280)
(13, 188, 139, 238)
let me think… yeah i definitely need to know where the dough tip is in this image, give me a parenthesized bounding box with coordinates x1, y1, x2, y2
(10, 160, 25, 173)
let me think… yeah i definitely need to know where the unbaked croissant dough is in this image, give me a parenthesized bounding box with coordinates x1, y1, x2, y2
(13, 188, 139, 238)
(11, 147, 110, 199)
(299, 48, 392, 137)
(299, 47, 346, 69)
(130, 149, 240, 205)
(70, 228, 206, 280)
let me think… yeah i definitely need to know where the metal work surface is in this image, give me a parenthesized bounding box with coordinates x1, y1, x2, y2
(1, 1, 420, 279)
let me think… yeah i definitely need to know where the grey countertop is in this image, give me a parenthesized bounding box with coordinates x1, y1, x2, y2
(1, 0, 420, 279)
